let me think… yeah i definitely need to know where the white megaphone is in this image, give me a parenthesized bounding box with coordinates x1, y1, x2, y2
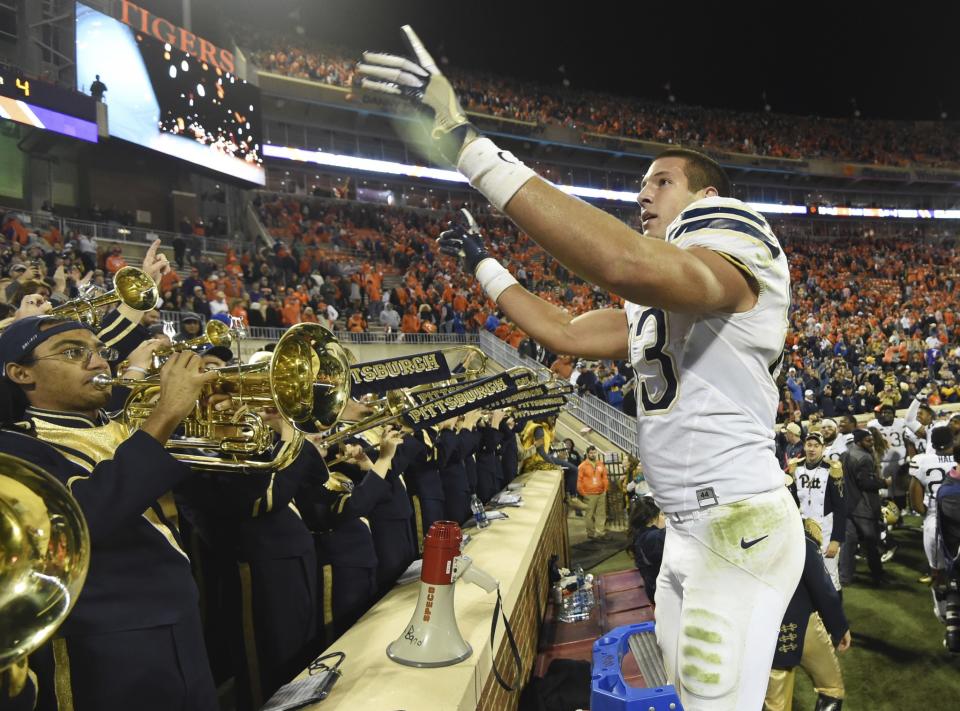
(387, 520, 498, 667)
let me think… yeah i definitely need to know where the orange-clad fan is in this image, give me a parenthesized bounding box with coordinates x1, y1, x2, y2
(347, 312, 367, 333)
(282, 293, 302, 326)
(401, 305, 421, 334)
(104, 246, 128, 274)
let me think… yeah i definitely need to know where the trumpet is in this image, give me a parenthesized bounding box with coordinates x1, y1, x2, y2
(119, 320, 234, 373)
(93, 323, 351, 472)
(160, 319, 233, 355)
(0, 266, 159, 333)
(0, 453, 89, 670)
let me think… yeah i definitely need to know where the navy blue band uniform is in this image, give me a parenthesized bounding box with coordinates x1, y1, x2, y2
(475, 422, 503, 503)
(175, 440, 320, 711)
(0, 418, 218, 711)
(0, 302, 530, 710)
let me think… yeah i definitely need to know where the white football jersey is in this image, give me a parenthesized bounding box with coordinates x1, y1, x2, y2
(866, 417, 908, 477)
(625, 197, 790, 512)
(904, 426, 929, 455)
(909, 451, 952, 518)
(824, 433, 853, 462)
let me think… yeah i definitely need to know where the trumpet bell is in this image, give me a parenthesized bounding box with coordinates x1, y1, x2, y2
(113, 266, 161, 312)
(0, 453, 90, 668)
(204, 319, 233, 348)
(272, 323, 352, 433)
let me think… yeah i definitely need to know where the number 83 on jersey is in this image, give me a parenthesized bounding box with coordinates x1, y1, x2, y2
(628, 306, 681, 416)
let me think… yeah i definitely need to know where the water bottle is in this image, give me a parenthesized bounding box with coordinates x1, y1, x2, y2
(471, 494, 490, 528)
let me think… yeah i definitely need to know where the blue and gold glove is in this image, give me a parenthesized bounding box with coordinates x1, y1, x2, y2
(436, 209, 518, 303)
(437, 209, 490, 273)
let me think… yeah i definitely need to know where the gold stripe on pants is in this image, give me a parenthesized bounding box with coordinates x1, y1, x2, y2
(412, 495, 425, 554)
(238, 562, 263, 709)
(764, 612, 844, 710)
(322, 563, 334, 642)
(801, 612, 844, 699)
(52, 638, 75, 711)
(763, 668, 795, 711)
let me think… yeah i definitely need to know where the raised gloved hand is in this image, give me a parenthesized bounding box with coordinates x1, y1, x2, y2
(357, 26, 478, 165)
(437, 209, 490, 273)
(437, 209, 518, 303)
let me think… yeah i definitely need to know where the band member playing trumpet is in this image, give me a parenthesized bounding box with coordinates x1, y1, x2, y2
(158, 345, 327, 711)
(0, 315, 220, 711)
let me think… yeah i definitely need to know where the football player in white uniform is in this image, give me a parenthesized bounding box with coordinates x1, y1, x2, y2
(787, 431, 846, 589)
(904, 390, 937, 457)
(867, 403, 910, 508)
(821, 417, 853, 462)
(909, 426, 952, 582)
(358, 28, 805, 709)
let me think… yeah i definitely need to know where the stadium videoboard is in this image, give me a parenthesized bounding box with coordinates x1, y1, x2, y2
(0, 66, 98, 142)
(75, 2, 265, 185)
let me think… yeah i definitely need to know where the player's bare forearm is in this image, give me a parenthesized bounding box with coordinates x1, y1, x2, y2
(504, 178, 752, 313)
(496, 285, 628, 358)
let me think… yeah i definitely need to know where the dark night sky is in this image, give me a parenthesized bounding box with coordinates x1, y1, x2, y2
(144, 0, 960, 122)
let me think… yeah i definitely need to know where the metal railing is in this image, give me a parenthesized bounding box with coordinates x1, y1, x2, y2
(247, 327, 479, 345)
(245, 202, 275, 249)
(479, 330, 638, 453)
(158, 311, 482, 346)
(60, 216, 236, 254)
(4, 204, 243, 255)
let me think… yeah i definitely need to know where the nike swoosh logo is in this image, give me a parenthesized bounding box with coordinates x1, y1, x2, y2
(740, 535, 769, 549)
(497, 150, 519, 165)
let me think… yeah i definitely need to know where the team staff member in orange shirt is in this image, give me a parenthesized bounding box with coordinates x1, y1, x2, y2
(577, 446, 609, 539)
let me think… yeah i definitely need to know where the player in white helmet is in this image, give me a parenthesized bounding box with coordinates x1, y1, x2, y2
(867, 403, 910, 509)
(904, 387, 938, 457)
(909, 425, 953, 584)
(357, 28, 804, 710)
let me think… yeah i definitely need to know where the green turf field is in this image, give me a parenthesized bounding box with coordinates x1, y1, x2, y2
(588, 516, 960, 709)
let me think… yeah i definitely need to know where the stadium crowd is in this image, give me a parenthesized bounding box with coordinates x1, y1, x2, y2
(0, 237, 560, 710)
(5, 197, 960, 427)
(240, 32, 960, 169)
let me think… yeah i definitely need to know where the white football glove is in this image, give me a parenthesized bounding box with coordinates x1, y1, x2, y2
(357, 25, 478, 164)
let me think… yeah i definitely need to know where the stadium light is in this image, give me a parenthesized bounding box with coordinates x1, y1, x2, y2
(262, 145, 958, 219)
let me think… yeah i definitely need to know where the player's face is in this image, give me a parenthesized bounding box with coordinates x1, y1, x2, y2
(803, 440, 823, 462)
(919, 409, 933, 426)
(636, 157, 709, 239)
(820, 423, 837, 442)
(878, 409, 895, 426)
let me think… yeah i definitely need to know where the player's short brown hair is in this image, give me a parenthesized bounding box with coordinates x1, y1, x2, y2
(656, 147, 731, 197)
